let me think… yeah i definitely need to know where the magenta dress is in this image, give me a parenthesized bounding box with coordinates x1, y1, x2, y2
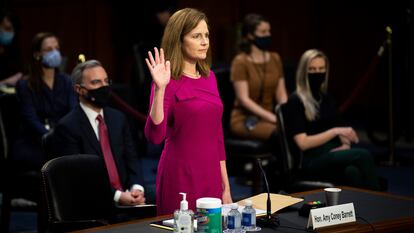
(145, 71, 226, 215)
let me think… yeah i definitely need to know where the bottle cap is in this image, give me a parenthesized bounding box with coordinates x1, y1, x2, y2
(245, 199, 253, 206)
(179, 192, 188, 210)
(231, 203, 238, 209)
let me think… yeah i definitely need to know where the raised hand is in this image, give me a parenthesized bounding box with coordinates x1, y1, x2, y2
(145, 47, 171, 89)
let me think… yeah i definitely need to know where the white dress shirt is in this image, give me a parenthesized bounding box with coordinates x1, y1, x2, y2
(79, 102, 144, 203)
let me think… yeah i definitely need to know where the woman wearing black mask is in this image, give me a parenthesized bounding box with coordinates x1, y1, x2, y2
(14, 32, 76, 170)
(283, 49, 381, 190)
(230, 13, 288, 142)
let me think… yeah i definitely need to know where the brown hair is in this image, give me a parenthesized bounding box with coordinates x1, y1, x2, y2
(161, 8, 211, 79)
(239, 13, 267, 54)
(28, 32, 59, 92)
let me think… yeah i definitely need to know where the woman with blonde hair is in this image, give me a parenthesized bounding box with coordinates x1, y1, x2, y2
(284, 49, 381, 190)
(144, 8, 232, 215)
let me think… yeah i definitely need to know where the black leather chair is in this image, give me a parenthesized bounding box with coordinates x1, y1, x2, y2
(275, 104, 334, 193)
(214, 67, 273, 194)
(40, 154, 156, 233)
(41, 154, 114, 232)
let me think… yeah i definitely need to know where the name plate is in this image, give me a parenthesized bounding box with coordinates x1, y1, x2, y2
(307, 203, 356, 229)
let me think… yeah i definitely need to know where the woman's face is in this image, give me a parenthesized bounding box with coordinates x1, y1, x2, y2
(40, 36, 60, 54)
(0, 16, 14, 32)
(254, 21, 271, 37)
(34, 36, 60, 59)
(308, 57, 326, 73)
(182, 20, 209, 63)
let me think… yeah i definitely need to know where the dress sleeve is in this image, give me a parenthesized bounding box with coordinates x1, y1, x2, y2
(284, 94, 307, 137)
(230, 55, 248, 82)
(15, 80, 48, 136)
(218, 121, 226, 161)
(144, 82, 174, 144)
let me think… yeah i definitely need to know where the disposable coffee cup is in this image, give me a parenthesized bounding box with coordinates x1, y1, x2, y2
(324, 188, 341, 206)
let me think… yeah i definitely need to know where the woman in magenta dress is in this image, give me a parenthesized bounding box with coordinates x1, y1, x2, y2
(144, 8, 233, 215)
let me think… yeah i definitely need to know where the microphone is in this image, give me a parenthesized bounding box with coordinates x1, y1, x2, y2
(256, 158, 280, 228)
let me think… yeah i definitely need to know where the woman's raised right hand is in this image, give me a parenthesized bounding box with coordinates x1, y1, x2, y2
(145, 47, 171, 89)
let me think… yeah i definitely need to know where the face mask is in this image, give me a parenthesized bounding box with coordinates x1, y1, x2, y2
(41, 49, 62, 68)
(308, 73, 326, 98)
(253, 35, 272, 50)
(83, 85, 111, 108)
(0, 29, 14, 46)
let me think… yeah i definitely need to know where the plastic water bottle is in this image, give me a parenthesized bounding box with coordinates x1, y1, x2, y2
(227, 203, 241, 233)
(242, 199, 256, 230)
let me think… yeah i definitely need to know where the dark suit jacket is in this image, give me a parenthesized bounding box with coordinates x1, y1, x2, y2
(52, 105, 144, 194)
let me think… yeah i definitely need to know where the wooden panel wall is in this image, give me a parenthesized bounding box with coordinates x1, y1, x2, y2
(8, 0, 412, 129)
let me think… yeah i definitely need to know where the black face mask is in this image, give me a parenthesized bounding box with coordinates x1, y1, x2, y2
(253, 35, 272, 51)
(308, 73, 326, 99)
(83, 85, 111, 108)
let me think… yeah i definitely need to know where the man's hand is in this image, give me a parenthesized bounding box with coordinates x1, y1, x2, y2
(118, 190, 146, 206)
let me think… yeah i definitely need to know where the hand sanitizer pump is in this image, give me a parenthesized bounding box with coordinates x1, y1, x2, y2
(173, 192, 194, 233)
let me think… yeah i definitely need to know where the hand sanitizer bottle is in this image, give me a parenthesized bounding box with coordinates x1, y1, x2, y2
(174, 192, 194, 233)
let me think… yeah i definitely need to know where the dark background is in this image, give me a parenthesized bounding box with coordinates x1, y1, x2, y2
(3, 0, 414, 144)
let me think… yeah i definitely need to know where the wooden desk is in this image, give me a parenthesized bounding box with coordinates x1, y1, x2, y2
(289, 186, 414, 232)
(72, 186, 414, 233)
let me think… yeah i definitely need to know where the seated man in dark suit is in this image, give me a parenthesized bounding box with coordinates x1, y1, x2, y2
(53, 59, 146, 206)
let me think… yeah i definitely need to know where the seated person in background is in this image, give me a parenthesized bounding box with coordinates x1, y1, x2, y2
(284, 49, 381, 190)
(230, 13, 288, 142)
(13, 32, 75, 171)
(0, 9, 23, 86)
(53, 60, 146, 206)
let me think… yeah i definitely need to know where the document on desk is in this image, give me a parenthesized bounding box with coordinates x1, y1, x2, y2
(116, 204, 156, 208)
(238, 193, 303, 214)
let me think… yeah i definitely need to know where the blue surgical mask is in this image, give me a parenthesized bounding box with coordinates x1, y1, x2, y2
(0, 29, 14, 46)
(42, 49, 62, 68)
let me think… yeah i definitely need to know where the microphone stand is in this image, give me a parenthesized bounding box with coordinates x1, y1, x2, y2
(256, 158, 280, 229)
(385, 26, 396, 166)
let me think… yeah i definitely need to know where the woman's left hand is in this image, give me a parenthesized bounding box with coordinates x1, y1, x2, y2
(222, 189, 233, 204)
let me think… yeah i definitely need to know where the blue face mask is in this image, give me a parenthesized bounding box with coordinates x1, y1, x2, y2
(42, 49, 62, 68)
(0, 29, 14, 46)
